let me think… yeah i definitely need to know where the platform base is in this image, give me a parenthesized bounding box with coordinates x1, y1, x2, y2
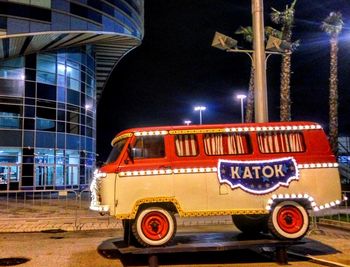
(115, 232, 303, 266)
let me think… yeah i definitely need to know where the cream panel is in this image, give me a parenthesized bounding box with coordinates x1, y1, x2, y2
(207, 168, 341, 210)
(116, 174, 174, 215)
(173, 173, 207, 211)
(100, 174, 117, 215)
(206, 173, 267, 210)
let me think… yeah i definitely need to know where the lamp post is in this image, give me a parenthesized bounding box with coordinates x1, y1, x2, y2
(184, 120, 192, 126)
(211, 0, 269, 123)
(194, 106, 206, 125)
(236, 94, 247, 123)
(252, 0, 268, 122)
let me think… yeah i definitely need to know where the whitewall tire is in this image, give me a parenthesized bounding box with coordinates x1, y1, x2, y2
(132, 207, 176, 247)
(268, 201, 309, 240)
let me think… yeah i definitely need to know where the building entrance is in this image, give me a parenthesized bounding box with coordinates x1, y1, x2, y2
(0, 163, 19, 190)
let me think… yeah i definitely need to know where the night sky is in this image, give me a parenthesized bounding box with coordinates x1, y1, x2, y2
(97, 0, 350, 160)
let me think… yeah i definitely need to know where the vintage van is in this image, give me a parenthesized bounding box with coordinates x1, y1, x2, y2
(90, 121, 342, 247)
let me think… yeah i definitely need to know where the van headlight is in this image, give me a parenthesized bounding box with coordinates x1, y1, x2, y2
(94, 169, 107, 178)
(89, 169, 107, 211)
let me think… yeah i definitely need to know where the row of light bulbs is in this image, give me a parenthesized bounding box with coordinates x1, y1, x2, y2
(132, 124, 322, 137)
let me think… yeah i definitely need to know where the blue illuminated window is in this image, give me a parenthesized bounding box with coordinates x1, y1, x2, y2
(0, 112, 20, 129)
(36, 118, 56, 131)
(0, 57, 25, 80)
(36, 132, 55, 148)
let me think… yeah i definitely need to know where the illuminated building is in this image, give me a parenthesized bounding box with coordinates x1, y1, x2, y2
(0, 0, 144, 190)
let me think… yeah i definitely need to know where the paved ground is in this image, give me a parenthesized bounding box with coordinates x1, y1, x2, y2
(0, 199, 350, 266)
(0, 197, 234, 232)
(0, 226, 349, 267)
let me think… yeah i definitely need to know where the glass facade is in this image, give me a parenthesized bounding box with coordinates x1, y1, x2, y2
(0, 46, 96, 191)
(0, 0, 144, 192)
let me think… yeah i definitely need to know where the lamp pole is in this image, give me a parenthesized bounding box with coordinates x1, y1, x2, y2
(236, 94, 247, 123)
(252, 0, 268, 122)
(194, 106, 206, 125)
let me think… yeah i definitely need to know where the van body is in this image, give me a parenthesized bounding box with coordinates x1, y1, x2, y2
(90, 121, 342, 246)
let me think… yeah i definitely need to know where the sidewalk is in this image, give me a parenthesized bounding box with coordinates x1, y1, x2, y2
(0, 198, 233, 232)
(1, 201, 350, 267)
(0, 197, 349, 233)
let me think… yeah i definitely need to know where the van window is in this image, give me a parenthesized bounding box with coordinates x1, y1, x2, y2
(257, 131, 305, 153)
(105, 138, 128, 164)
(175, 134, 198, 157)
(133, 136, 165, 159)
(203, 133, 250, 155)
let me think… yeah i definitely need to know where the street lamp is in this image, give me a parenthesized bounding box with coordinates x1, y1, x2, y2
(194, 106, 206, 125)
(184, 120, 192, 126)
(236, 94, 247, 123)
(210, 0, 269, 123)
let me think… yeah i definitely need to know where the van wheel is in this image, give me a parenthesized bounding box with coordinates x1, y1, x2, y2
(232, 214, 268, 234)
(132, 207, 176, 247)
(268, 201, 309, 240)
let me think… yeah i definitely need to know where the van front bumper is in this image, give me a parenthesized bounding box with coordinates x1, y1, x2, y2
(89, 203, 110, 213)
(89, 170, 110, 213)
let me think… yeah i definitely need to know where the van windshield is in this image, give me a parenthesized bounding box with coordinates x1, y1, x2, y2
(105, 138, 128, 164)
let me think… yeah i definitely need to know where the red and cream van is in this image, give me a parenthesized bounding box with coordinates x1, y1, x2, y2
(90, 121, 342, 246)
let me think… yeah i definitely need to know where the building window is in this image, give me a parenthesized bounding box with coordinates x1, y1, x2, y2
(0, 57, 24, 80)
(34, 148, 55, 188)
(174, 134, 198, 157)
(203, 133, 250, 155)
(36, 118, 55, 131)
(8, 0, 51, 9)
(257, 132, 305, 153)
(70, 3, 102, 24)
(37, 54, 57, 85)
(0, 112, 20, 129)
(0, 148, 21, 187)
(66, 150, 79, 186)
(66, 63, 81, 91)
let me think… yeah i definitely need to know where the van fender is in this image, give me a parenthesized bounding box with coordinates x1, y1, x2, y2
(265, 193, 315, 212)
(116, 197, 182, 220)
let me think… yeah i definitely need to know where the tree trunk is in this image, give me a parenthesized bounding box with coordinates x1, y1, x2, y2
(329, 36, 339, 155)
(245, 66, 255, 123)
(280, 53, 292, 121)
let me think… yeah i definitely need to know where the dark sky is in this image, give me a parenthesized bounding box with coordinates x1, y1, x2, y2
(97, 0, 350, 160)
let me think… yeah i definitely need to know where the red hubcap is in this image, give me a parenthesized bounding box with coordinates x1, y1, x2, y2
(277, 205, 304, 234)
(141, 211, 169, 241)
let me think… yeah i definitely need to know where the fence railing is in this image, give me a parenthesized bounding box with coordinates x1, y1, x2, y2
(315, 191, 349, 223)
(0, 189, 96, 219)
(0, 190, 349, 232)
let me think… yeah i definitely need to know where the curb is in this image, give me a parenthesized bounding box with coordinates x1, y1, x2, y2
(318, 218, 350, 232)
(0, 216, 233, 233)
(287, 251, 349, 267)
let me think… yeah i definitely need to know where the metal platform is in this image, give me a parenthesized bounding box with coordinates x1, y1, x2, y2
(114, 232, 304, 266)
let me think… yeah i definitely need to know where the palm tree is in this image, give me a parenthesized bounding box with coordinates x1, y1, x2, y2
(270, 0, 297, 121)
(235, 26, 254, 122)
(321, 12, 343, 155)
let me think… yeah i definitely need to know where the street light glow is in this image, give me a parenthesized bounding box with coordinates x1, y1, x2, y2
(194, 106, 206, 111)
(236, 94, 247, 123)
(184, 120, 192, 125)
(194, 106, 206, 125)
(236, 94, 247, 100)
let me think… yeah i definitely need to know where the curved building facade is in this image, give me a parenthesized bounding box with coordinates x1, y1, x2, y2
(0, 0, 144, 191)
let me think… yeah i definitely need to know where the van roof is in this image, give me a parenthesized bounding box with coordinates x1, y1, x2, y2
(112, 121, 323, 145)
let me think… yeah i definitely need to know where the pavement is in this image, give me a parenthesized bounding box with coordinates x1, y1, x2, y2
(0, 198, 350, 266)
(0, 198, 234, 232)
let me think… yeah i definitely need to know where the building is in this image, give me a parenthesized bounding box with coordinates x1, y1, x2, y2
(0, 0, 144, 191)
